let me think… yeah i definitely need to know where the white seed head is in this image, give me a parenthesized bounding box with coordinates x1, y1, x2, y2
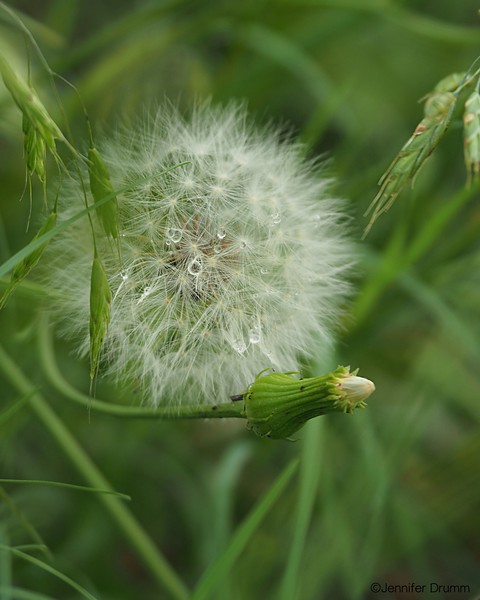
(44, 102, 354, 406)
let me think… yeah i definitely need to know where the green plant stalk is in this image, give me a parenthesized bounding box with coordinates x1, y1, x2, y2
(38, 315, 246, 420)
(37, 319, 375, 438)
(0, 344, 189, 600)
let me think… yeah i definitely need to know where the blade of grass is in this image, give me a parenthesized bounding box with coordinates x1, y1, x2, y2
(0, 545, 98, 600)
(0, 587, 57, 600)
(406, 181, 480, 266)
(0, 479, 131, 501)
(240, 23, 335, 105)
(399, 270, 480, 359)
(279, 419, 323, 600)
(209, 442, 252, 600)
(0, 489, 52, 561)
(191, 460, 298, 600)
(0, 343, 189, 600)
(57, 0, 184, 68)
(0, 392, 31, 427)
(0, 527, 12, 600)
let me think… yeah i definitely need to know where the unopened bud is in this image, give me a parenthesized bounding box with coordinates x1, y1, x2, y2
(244, 366, 375, 439)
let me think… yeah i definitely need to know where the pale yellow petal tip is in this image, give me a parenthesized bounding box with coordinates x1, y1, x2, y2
(339, 375, 376, 404)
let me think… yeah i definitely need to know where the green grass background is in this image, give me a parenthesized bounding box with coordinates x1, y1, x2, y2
(1, 0, 480, 598)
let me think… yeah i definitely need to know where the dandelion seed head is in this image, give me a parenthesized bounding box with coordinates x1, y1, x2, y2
(45, 102, 354, 406)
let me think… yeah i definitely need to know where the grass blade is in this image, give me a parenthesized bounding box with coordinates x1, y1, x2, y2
(191, 460, 298, 600)
(279, 420, 323, 600)
(0, 545, 99, 600)
(0, 479, 131, 501)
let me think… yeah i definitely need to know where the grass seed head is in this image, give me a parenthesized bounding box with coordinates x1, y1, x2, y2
(88, 146, 119, 241)
(0, 208, 57, 309)
(23, 116, 47, 182)
(463, 90, 480, 183)
(0, 56, 64, 179)
(89, 256, 112, 388)
(365, 83, 457, 235)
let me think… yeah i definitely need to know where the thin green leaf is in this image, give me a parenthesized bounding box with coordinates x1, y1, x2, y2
(0, 392, 31, 427)
(0, 545, 99, 600)
(0, 489, 52, 561)
(0, 479, 130, 501)
(279, 421, 323, 600)
(191, 460, 298, 600)
(241, 23, 333, 105)
(0, 586, 57, 600)
(0, 527, 12, 600)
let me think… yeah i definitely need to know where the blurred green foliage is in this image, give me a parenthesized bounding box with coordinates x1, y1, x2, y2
(1, 0, 480, 598)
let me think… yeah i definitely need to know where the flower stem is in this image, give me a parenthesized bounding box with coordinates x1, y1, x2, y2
(0, 343, 189, 600)
(37, 314, 246, 420)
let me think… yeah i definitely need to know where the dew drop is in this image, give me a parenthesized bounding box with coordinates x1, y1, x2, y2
(188, 256, 203, 276)
(166, 227, 183, 243)
(248, 325, 261, 344)
(137, 286, 152, 304)
(240, 241, 247, 249)
(260, 267, 270, 275)
(231, 338, 247, 354)
(213, 243, 222, 254)
(217, 229, 226, 240)
(271, 212, 281, 225)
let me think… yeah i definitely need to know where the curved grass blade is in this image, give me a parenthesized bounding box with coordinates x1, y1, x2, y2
(0, 392, 32, 427)
(0, 489, 52, 561)
(0, 545, 99, 600)
(0, 479, 130, 501)
(0, 586, 57, 600)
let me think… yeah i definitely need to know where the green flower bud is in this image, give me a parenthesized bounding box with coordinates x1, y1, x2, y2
(244, 366, 375, 439)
